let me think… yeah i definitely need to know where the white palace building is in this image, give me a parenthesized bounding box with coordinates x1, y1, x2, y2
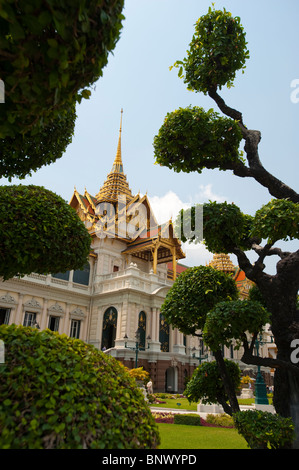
(0, 112, 266, 392)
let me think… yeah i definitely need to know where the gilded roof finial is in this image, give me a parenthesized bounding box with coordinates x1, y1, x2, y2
(95, 109, 133, 205)
(112, 108, 123, 172)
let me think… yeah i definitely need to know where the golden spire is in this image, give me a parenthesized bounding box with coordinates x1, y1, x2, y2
(96, 109, 133, 205)
(112, 108, 123, 172)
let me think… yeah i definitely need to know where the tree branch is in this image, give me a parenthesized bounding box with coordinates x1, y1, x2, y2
(241, 350, 299, 378)
(252, 243, 291, 260)
(208, 88, 299, 203)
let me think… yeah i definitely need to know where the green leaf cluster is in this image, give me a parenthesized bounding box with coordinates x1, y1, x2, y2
(0, 0, 125, 164)
(203, 201, 253, 252)
(233, 410, 295, 449)
(153, 106, 243, 174)
(175, 201, 253, 253)
(203, 300, 271, 351)
(160, 266, 238, 336)
(0, 325, 160, 449)
(0, 104, 76, 179)
(250, 199, 299, 244)
(185, 360, 241, 406)
(174, 7, 249, 94)
(0, 185, 91, 280)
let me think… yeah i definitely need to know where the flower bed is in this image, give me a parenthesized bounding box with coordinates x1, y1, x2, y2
(152, 412, 234, 428)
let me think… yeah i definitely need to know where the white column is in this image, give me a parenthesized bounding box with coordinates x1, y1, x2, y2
(14, 294, 24, 325)
(173, 329, 186, 355)
(149, 307, 161, 352)
(39, 299, 48, 330)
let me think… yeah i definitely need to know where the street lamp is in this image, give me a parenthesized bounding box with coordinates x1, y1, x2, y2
(191, 346, 208, 365)
(254, 333, 269, 405)
(124, 330, 150, 368)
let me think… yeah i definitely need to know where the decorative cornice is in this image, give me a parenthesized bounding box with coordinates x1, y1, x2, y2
(48, 302, 65, 316)
(24, 298, 42, 312)
(70, 307, 86, 319)
(0, 293, 17, 307)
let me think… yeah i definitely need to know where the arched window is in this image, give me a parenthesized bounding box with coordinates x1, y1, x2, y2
(137, 311, 146, 351)
(159, 314, 169, 352)
(73, 263, 90, 286)
(101, 307, 117, 350)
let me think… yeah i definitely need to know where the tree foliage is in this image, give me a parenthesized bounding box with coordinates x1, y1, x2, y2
(250, 199, 299, 245)
(154, 4, 299, 444)
(185, 360, 241, 408)
(172, 6, 249, 93)
(0, 104, 76, 179)
(203, 300, 271, 352)
(0, 325, 160, 449)
(0, 0, 125, 140)
(160, 265, 238, 336)
(154, 106, 243, 174)
(0, 0, 125, 279)
(0, 185, 91, 280)
(233, 410, 295, 449)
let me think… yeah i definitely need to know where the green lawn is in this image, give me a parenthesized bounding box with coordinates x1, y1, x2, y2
(157, 423, 248, 449)
(152, 396, 271, 410)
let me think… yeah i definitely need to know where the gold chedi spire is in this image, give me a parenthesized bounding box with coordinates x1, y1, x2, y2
(112, 108, 123, 173)
(96, 109, 133, 205)
(208, 253, 235, 274)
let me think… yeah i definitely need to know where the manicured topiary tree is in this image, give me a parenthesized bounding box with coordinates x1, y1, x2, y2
(0, 0, 125, 143)
(0, 185, 91, 280)
(161, 265, 238, 336)
(154, 5, 299, 446)
(160, 265, 241, 414)
(0, 0, 125, 279)
(0, 104, 76, 179)
(0, 325, 160, 449)
(185, 360, 241, 417)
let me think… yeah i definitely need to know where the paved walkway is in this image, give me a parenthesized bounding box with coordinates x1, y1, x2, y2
(150, 404, 258, 419)
(150, 406, 200, 415)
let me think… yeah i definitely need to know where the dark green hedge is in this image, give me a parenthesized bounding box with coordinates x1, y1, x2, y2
(174, 414, 202, 426)
(0, 325, 160, 449)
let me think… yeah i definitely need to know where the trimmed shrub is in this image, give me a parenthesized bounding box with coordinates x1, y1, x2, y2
(0, 185, 91, 280)
(206, 414, 234, 428)
(0, 325, 160, 449)
(233, 410, 295, 449)
(174, 414, 202, 426)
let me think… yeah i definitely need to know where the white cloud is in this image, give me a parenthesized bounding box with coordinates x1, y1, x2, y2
(194, 184, 227, 203)
(147, 184, 227, 226)
(147, 190, 191, 225)
(147, 186, 228, 267)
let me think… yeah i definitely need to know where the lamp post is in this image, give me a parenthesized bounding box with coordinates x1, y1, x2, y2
(191, 346, 208, 365)
(254, 333, 269, 405)
(124, 330, 150, 368)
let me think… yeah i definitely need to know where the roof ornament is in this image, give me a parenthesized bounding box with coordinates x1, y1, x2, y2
(95, 109, 133, 204)
(112, 108, 123, 173)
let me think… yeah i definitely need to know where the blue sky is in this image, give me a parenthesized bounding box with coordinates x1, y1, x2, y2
(2, 0, 299, 271)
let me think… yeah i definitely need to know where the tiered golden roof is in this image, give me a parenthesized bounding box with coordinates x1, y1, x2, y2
(208, 253, 236, 274)
(69, 110, 186, 279)
(95, 109, 134, 205)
